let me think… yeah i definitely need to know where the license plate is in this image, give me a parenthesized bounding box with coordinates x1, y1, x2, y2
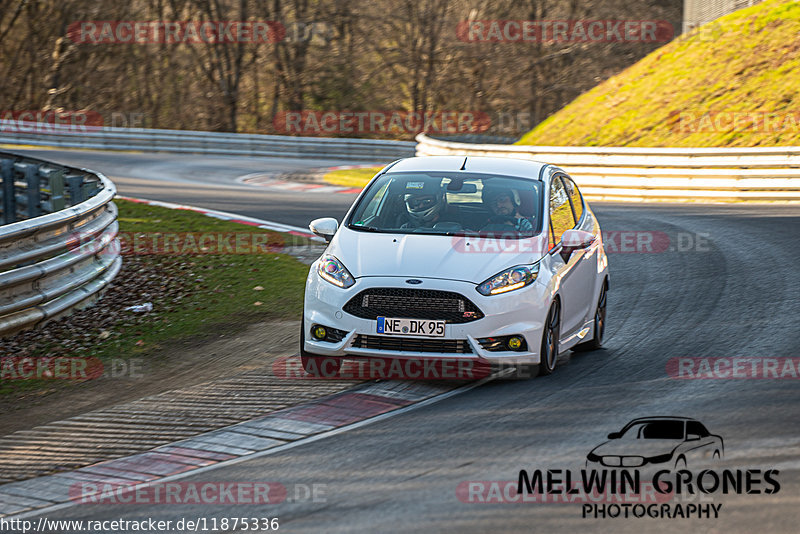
(377, 317, 445, 337)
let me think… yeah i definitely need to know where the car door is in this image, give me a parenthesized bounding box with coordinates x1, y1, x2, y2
(543, 174, 579, 337)
(560, 175, 598, 335)
(544, 174, 594, 339)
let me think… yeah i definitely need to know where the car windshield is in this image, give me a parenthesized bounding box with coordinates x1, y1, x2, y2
(346, 171, 543, 237)
(620, 420, 685, 440)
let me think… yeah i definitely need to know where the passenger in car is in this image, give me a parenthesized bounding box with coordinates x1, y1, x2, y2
(480, 185, 535, 233)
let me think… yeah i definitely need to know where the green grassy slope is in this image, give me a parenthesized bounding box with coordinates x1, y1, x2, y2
(518, 0, 800, 147)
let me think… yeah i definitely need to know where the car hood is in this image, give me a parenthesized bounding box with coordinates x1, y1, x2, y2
(329, 228, 548, 283)
(591, 439, 683, 458)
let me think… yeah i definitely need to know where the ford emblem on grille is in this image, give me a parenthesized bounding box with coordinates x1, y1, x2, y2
(405, 279, 423, 285)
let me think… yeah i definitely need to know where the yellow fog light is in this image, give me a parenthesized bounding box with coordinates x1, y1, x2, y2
(312, 326, 327, 340)
(507, 336, 523, 350)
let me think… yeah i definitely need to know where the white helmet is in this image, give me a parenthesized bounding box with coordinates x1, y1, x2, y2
(404, 181, 446, 224)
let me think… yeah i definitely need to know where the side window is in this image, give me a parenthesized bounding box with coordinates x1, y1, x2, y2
(562, 176, 584, 224)
(549, 176, 575, 246)
(686, 421, 709, 437)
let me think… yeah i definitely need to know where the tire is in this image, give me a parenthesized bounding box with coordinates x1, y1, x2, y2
(674, 456, 687, 470)
(573, 280, 607, 352)
(538, 300, 561, 376)
(299, 319, 342, 377)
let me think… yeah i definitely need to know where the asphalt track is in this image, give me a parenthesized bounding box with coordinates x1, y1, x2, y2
(10, 148, 800, 532)
(11, 148, 359, 226)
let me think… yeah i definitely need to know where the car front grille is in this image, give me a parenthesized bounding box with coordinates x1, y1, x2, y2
(352, 335, 473, 354)
(600, 456, 645, 468)
(343, 288, 484, 323)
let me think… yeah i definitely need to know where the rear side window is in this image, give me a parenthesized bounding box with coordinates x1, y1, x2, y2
(562, 176, 584, 224)
(549, 177, 574, 245)
(686, 421, 710, 437)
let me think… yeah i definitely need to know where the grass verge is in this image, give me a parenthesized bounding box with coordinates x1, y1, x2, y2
(323, 166, 381, 188)
(0, 198, 312, 397)
(518, 0, 800, 147)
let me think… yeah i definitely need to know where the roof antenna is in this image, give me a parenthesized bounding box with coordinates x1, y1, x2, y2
(459, 157, 467, 170)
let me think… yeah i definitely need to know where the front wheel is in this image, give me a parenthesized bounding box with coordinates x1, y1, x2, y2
(573, 281, 607, 352)
(538, 301, 561, 376)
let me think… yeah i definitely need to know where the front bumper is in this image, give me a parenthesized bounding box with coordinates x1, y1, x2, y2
(303, 273, 549, 365)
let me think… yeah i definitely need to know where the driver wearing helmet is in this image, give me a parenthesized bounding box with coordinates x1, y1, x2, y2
(401, 180, 455, 228)
(481, 185, 534, 233)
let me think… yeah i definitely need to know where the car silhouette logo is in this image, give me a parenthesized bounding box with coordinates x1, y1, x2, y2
(586, 416, 724, 470)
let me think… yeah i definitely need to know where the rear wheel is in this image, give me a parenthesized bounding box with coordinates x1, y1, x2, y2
(573, 280, 607, 352)
(538, 301, 561, 376)
(299, 320, 342, 376)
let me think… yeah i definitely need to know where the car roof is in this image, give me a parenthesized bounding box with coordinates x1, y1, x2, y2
(625, 416, 698, 424)
(387, 156, 549, 181)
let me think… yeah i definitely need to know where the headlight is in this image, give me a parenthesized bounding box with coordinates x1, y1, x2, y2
(317, 255, 355, 288)
(586, 452, 600, 463)
(477, 264, 538, 296)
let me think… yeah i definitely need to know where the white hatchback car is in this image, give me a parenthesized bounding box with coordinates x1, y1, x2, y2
(302, 156, 608, 378)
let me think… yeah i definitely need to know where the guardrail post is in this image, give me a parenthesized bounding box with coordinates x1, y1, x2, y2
(25, 165, 41, 218)
(48, 169, 66, 212)
(1, 159, 15, 224)
(82, 181, 100, 200)
(66, 175, 84, 205)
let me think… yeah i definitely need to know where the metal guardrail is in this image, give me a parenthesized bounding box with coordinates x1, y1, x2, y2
(0, 152, 120, 337)
(415, 134, 800, 202)
(683, 0, 763, 32)
(426, 133, 519, 145)
(0, 120, 416, 161)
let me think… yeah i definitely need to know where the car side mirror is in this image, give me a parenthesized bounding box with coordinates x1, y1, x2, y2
(687, 433, 701, 441)
(607, 432, 621, 439)
(560, 229, 595, 261)
(309, 217, 339, 242)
